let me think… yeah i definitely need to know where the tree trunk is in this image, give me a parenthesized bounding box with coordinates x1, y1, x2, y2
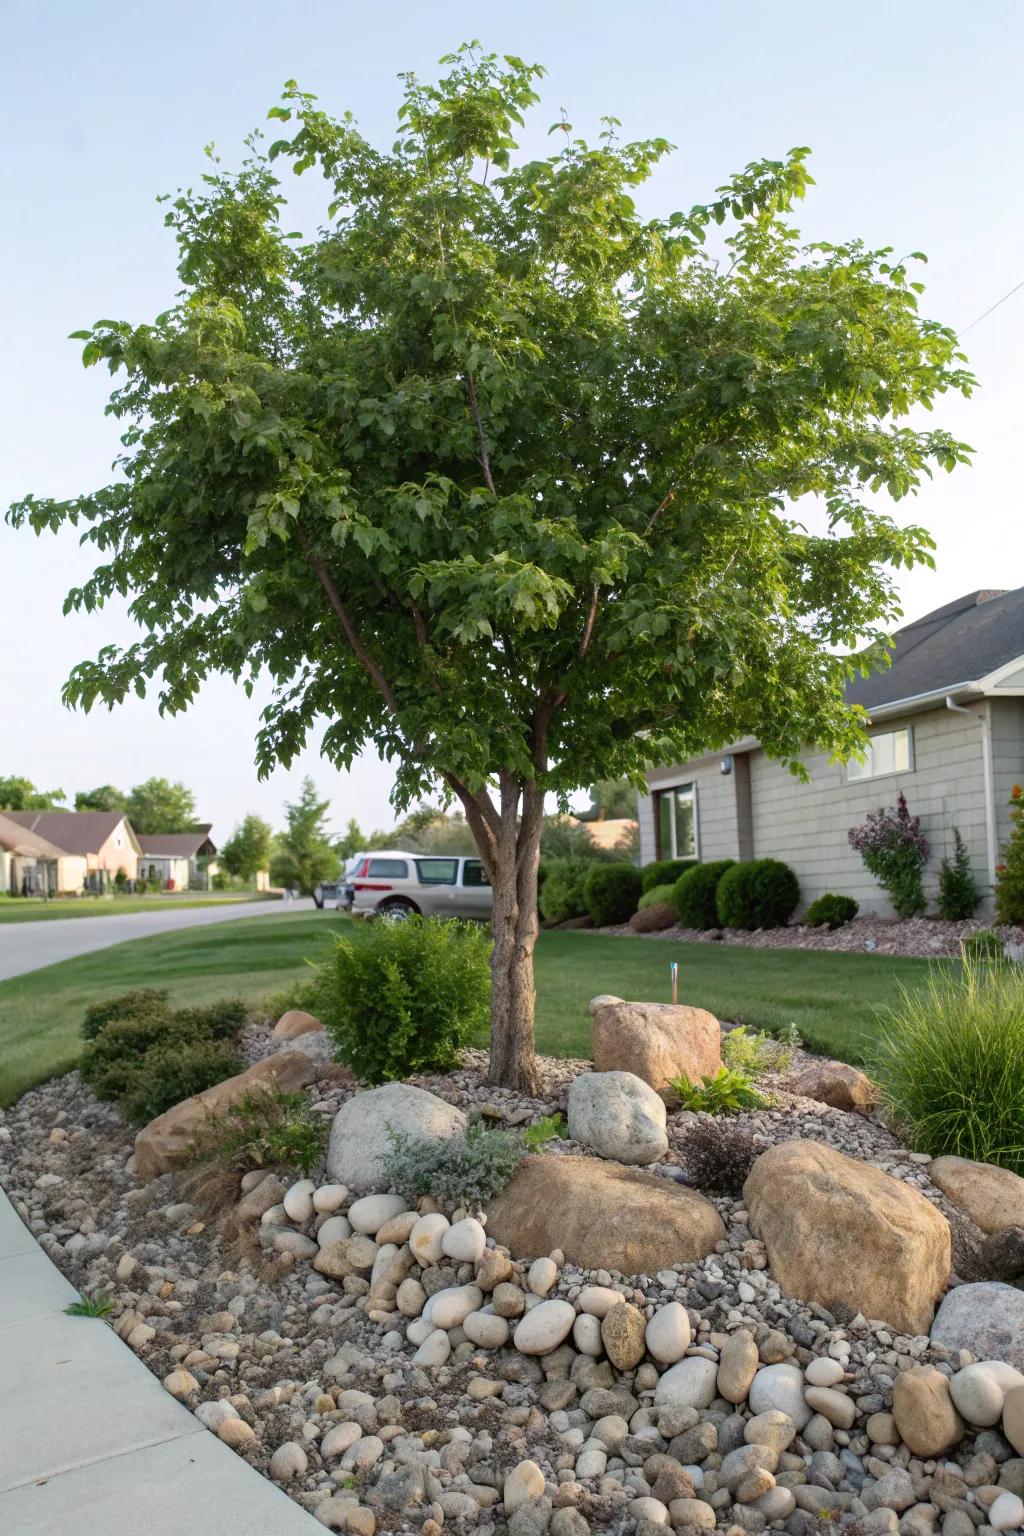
(486, 776, 543, 1094)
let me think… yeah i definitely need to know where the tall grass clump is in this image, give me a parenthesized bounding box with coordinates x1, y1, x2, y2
(871, 958, 1024, 1172)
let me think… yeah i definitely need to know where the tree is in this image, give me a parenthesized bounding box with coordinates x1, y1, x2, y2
(7, 47, 973, 1090)
(336, 817, 370, 860)
(75, 784, 128, 812)
(273, 777, 340, 893)
(125, 778, 197, 835)
(0, 776, 65, 811)
(576, 779, 637, 822)
(220, 813, 273, 882)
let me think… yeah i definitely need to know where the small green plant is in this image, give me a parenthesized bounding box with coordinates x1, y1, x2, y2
(317, 915, 490, 1084)
(188, 1087, 327, 1176)
(937, 828, 980, 921)
(583, 862, 643, 926)
(641, 859, 697, 894)
(961, 928, 1006, 961)
(637, 883, 677, 910)
(523, 1112, 566, 1148)
(716, 859, 800, 930)
(804, 893, 859, 929)
(382, 1120, 527, 1208)
(539, 859, 591, 924)
(82, 988, 171, 1040)
(683, 1120, 760, 1194)
(65, 1290, 113, 1317)
(995, 786, 1024, 925)
(673, 860, 735, 929)
(871, 957, 1024, 1172)
(722, 1024, 797, 1076)
(669, 1066, 768, 1114)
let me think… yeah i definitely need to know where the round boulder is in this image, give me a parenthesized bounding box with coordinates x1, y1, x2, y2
(930, 1282, 1024, 1370)
(567, 1071, 668, 1165)
(929, 1156, 1024, 1235)
(589, 996, 722, 1092)
(272, 1009, 323, 1040)
(326, 1082, 466, 1193)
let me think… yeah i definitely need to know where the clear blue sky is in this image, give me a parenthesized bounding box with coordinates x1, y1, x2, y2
(2, 0, 1021, 839)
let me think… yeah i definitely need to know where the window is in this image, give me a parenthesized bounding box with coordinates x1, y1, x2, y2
(415, 858, 458, 885)
(846, 728, 913, 782)
(462, 859, 490, 887)
(654, 783, 697, 860)
(366, 858, 409, 879)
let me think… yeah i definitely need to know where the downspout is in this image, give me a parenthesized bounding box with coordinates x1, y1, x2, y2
(945, 696, 998, 887)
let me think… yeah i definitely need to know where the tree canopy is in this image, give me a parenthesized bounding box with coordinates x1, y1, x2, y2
(7, 44, 973, 1087)
(125, 777, 198, 835)
(220, 812, 273, 881)
(75, 784, 129, 813)
(0, 776, 65, 811)
(270, 776, 340, 893)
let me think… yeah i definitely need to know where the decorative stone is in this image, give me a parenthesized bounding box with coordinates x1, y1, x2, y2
(931, 1283, 1024, 1369)
(747, 1364, 813, 1431)
(573, 1313, 604, 1356)
(930, 1157, 1024, 1234)
(744, 1139, 951, 1335)
(476, 1247, 512, 1290)
(442, 1217, 487, 1264)
(282, 1179, 316, 1223)
(317, 1215, 353, 1247)
(326, 1083, 466, 1193)
(805, 1357, 846, 1388)
(645, 1302, 691, 1364)
(744, 1411, 797, 1452)
(804, 1386, 856, 1428)
(492, 1282, 526, 1318)
(566, 1070, 668, 1165)
(486, 1155, 725, 1273)
(579, 1285, 626, 1318)
(412, 1329, 451, 1367)
(410, 1213, 450, 1266)
(989, 1492, 1024, 1531)
(513, 1299, 576, 1355)
(348, 1194, 407, 1234)
(313, 1183, 349, 1213)
(272, 1229, 318, 1259)
(717, 1330, 759, 1404)
(463, 1311, 510, 1349)
(504, 1460, 546, 1511)
(601, 1303, 647, 1370)
(236, 1173, 286, 1222)
(1002, 1384, 1024, 1455)
(217, 1416, 257, 1448)
(272, 1008, 322, 1039)
(162, 1368, 199, 1399)
(789, 1060, 876, 1113)
(424, 1285, 482, 1330)
(528, 1257, 558, 1297)
(589, 996, 722, 1091)
(269, 1441, 308, 1482)
(654, 1356, 720, 1410)
(322, 1422, 364, 1459)
(376, 1210, 418, 1245)
(949, 1363, 1007, 1427)
(892, 1366, 964, 1457)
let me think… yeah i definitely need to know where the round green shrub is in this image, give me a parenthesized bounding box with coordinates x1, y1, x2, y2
(638, 883, 677, 910)
(673, 860, 735, 929)
(539, 860, 590, 924)
(173, 997, 248, 1040)
(80, 1014, 187, 1101)
(583, 862, 643, 926)
(804, 893, 859, 930)
(316, 916, 491, 1084)
(716, 859, 800, 930)
(82, 988, 172, 1041)
(119, 1038, 243, 1126)
(641, 858, 697, 895)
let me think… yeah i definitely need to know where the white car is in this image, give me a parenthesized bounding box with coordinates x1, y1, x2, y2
(349, 849, 492, 921)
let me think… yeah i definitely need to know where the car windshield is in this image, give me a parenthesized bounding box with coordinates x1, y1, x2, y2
(416, 858, 458, 885)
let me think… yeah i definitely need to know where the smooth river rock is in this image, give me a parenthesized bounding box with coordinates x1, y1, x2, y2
(326, 1082, 466, 1193)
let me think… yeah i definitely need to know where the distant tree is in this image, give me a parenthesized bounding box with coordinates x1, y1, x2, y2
(75, 784, 128, 813)
(272, 777, 340, 893)
(125, 778, 197, 835)
(393, 805, 477, 854)
(575, 779, 637, 822)
(0, 776, 65, 811)
(336, 817, 369, 860)
(220, 814, 273, 882)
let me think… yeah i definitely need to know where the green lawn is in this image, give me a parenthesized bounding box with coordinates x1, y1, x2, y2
(0, 892, 275, 923)
(0, 912, 952, 1105)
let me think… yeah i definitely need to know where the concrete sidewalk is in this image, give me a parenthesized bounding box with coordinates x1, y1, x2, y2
(0, 1185, 318, 1534)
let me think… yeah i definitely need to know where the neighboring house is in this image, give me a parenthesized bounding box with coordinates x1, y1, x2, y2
(571, 816, 639, 855)
(137, 825, 217, 890)
(3, 810, 140, 893)
(0, 812, 77, 896)
(638, 588, 1024, 916)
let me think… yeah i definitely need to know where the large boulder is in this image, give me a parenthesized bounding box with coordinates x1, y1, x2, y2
(485, 1154, 725, 1274)
(272, 1009, 323, 1041)
(929, 1156, 1024, 1235)
(930, 1283, 1024, 1369)
(789, 1059, 876, 1114)
(134, 1052, 317, 1180)
(567, 1071, 668, 1165)
(326, 1083, 466, 1193)
(589, 996, 722, 1092)
(743, 1140, 951, 1335)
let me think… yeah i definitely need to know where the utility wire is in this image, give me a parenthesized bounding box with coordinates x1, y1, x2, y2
(960, 279, 1024, 335)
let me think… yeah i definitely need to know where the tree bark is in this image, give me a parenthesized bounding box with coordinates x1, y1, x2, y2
(484, 774, 543, 1094)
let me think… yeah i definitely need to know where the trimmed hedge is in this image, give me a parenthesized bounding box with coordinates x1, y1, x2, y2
(583, 862, 643, 926)
(539, 860, 590, 924)
(716, 858, 800, 930)
(638, 883, 677, 910)
(641, 858, 697, 895)
(804, 893, 859, 930)
(673, 860, 735, 929)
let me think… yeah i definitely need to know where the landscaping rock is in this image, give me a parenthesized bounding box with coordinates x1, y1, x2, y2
(600, 1302, 647, 1370)
(326, 1083, 466, 1192)
(747, 1363, 812, 1430)
(588, 996, 722, 1092)
(717, 1330, 760, 1404)
(743, 1139, 951, 1334)
(930, 1156, 1024, 1235)
(645, 1301, 691, 1364)
(930, 1283, 1024, 1369)
(979, 1226, 1024, 1282)
(485, 1155, 726, 1272)
(513, 1299, 576, 1355)
(566, 1071, 668, 1165)
(134, 1051, 318, 1179)
(789, 1059, 876, 1113)
(949, 1363, 1007, 1426)
(272, 1008, 323, 1040)
(892, 1366, 964, 1457)
(655, 1356, 720, 1410)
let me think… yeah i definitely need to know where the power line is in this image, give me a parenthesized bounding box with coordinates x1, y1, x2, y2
(960, 279, 1024, 335)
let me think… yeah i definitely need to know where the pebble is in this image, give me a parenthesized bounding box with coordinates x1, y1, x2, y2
(806, 1357, 846, 1387)
(514, 1299, 576, 1355)
(578, 1285, 625, 1318)
(654, 1356, 719, 1410)
(312, 1183, 348, 1213)
(322, 1422, 364, 1459)
(528, 1257, 558, 1297)
(718, 1330, 760, 1404)
(949, 1364, 1006, 1427)
(348, 1194, 407, 1234)
(282, 1179, 316, 1223)
(645, 1302, 691, 1365)
(748, 1363, 812, 1430)
(424, 1285, 482, 1330)
(410, 1213, 449, 1266)
(504, 1460, 546, 1511)
(805, 1386, 857, 1428)
(463, 1311, 510, 1350)
(441, 1217, 487, 1264)
(162, 1369, 198, 1399)
(317, 1215, 352, 1247)
(269, 1441, 308, 1482)
(989, 1491, 1024, 1531)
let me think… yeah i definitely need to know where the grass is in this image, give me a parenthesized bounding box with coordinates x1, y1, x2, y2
(0, 892, 273, 923)
(0, 911, 953, 1106)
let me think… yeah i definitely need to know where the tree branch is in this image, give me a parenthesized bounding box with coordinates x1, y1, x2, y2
(464, 373, 497, 495)
(643, 489, 676, 537)
(307, 552, 401, 716)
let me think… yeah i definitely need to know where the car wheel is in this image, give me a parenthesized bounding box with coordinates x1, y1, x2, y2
(379, 899, 417, 922)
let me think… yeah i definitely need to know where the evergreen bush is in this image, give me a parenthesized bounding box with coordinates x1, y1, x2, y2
(716, 859, 800, 930)
(82, 988, 171, 1041)
(583, 862, 643, 925)
(673, 860, 735, 929)
(805, 893, 859, 929)
(538, 859, 590, 924)
(995, 786, 1024, 925)
(641, 858, 697, 894)
(637, 883, 677, 910)
(937, 828, 980, 920)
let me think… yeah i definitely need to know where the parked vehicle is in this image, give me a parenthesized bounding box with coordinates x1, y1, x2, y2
(349, 849, 492, 921)
(314, 856, 363, 911)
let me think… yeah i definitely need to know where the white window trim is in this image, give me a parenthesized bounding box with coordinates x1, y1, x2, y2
(654, 781, 700, 860)
(845, 727, 915, 784)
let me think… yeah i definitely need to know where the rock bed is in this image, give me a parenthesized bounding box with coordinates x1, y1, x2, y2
(2, 1043, 1024, 1536)
(586, 917, 1024, 960)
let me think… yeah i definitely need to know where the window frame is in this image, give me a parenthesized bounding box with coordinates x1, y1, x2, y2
(366, 857, 410, 879)
(414, 857, 459, 886)
(653, 780, 699, 861)
(845, 727, 915, 784)
(461, 858, 490, 888)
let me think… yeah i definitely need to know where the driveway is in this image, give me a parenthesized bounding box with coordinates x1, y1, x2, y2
(0, 898, 314, 982)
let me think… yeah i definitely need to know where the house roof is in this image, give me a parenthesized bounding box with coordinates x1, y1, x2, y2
(137, 825, 216, 858)
(3, 809, 138, 856)
(845, 587, 1024, 712)
(0, 812, 67, 859)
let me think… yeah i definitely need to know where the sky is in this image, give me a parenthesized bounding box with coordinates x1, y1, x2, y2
(2, 0, 1021, 842)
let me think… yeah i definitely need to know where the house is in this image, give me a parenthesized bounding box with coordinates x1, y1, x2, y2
(3, 810, 140, 893)
(0, 812, 76, 896)
(137, 825, 217, 890)
(638, 588, 1024, 916)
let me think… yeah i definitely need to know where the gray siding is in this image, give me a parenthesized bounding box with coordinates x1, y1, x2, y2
(640, 754, 746, 866)
(991, 698, 1024, 858)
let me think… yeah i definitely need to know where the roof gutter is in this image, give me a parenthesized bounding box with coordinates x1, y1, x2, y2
(864, 682, 982, 721)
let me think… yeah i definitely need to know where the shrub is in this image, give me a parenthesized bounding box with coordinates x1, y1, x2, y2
(722, 1024, 799, 1076)
(316, 916, 490, 1084)
(805, 893, 859, 930)
(80, 1013, 186, 1100)
(382, 1120, 527, 1208)
(683, 1120, 760, 1194)
(629, 902, 678, 933)
(583, 862, 642, 926)
(716, 859, 800, 930)
(638, 883, 676, 910)
(641, 859, 697, 895)
(668, 1066, 768, 1114)
(82, 988, 171, 1041)
(539, 859, 590, 923)
(961, 929, 1006, 961)
(871, 958, 1024, 1172)
(995, 786, 1024, 925)
(119, 1038, 243, 1126)
(188, 1087, 326, 1177)
(938, 828, 980, 921)
(673, 860, 735, 929)
(848, 792, 929, 919)
(173, 997, 248, 1041)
